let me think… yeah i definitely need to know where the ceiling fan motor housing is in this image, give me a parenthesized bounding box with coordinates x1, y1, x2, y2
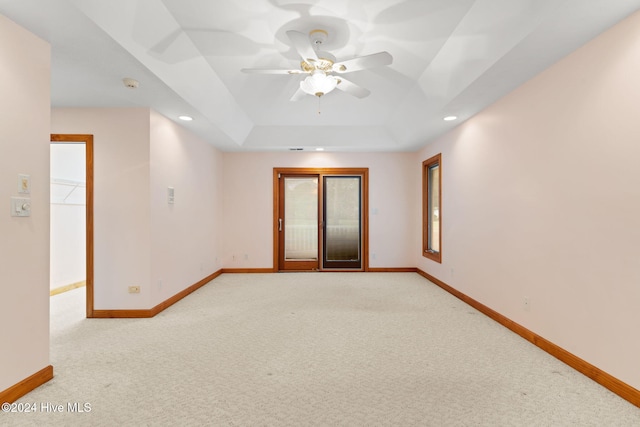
(309, 29, 328, 47)
(304, 29, 335, 71)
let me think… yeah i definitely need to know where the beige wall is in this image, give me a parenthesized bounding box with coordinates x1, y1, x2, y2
(5, 4, 640, 399)
(149, 110, 224, 307)
(416, 10, 640, 390)
(0, 15, 51, 391)
(51, 108, 224, 310)
(222, 152, 416, 269)
(52, 108, 153, 309)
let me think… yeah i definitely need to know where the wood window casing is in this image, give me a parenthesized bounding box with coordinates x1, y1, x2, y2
(422, 154, 442, 263)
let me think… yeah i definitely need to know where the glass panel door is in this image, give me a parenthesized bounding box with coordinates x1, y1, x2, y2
(323, 176, 362, 269)
(275, 168, 367, 272)
(279, 176, 319, 270)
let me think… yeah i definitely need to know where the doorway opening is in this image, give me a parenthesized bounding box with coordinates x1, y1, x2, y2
(273, 168, 368, 272)
(50, 134, 94, 318)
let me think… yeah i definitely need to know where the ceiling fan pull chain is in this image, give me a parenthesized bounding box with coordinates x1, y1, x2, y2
(318, 96, 322, 115)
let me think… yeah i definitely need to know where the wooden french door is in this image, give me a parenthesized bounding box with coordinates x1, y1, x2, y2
(278, 174, 320, 271)
(274, 168, 368, 272)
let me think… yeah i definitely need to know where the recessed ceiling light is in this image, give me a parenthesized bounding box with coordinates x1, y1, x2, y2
(178, 115, 193, 121)
(315, 148, 325, 151)
(444, 116, 457, 121)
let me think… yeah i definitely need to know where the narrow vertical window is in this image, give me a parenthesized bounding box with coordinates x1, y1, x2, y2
(423, 154, 441, 263)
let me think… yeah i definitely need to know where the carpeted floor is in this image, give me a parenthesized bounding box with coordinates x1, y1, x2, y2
(5, 273, 640, 426)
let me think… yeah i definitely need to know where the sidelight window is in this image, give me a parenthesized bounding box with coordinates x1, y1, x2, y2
(423, 154, 441, 263)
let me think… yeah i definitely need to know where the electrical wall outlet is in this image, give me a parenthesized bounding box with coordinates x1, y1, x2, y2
(128, 286, 140, 294)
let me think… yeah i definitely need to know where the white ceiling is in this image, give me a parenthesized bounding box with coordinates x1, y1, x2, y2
(2, 0, 639, 152)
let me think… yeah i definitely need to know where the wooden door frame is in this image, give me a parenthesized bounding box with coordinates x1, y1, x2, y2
(51, 134, 94, 318)
(273, 167, 369, 272)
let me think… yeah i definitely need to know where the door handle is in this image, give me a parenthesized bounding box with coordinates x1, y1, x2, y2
(278, 218, 282, 232)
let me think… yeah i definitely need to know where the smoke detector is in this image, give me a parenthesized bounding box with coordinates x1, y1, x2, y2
(122, 78, 139, 89)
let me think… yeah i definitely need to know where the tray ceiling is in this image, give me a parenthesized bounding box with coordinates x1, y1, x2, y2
(1, 0, 639, 151)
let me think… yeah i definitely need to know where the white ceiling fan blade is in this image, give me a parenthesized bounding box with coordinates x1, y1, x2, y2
(286, 30, 318, 63)
(241, 68, 306, 75)
(290, 87, 307, 101)
(333, 51, 393, 73)
(335, 78, 371, 98)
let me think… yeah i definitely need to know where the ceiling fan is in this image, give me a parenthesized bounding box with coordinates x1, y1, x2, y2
(241, 29, 393, 100)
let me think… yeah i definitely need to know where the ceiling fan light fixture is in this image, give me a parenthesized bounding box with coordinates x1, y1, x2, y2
(300, 70, 338, 97)
(242, 29, 393, 101)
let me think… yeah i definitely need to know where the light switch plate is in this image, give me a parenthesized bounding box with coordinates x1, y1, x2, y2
(18, 174, 30, 194)
(11, 197, 31, 217)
